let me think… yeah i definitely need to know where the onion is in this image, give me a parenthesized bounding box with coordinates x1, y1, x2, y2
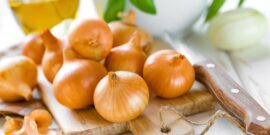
(4, 109, 52, 134)
(143, 50, 195, 98)
(105, 31, 147, 75)
(68, 19, 113, 61)
(94, 71, 149, 122)
(21, 33, 45, 64)
(41, 30, 63, 83)
(0, 56, 37, 101)
(208, 8, 268, 51)
(109, 10, 153, 54)
(53, 48, 107, 109)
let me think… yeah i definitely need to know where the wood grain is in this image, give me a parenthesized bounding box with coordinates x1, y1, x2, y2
(194, 60, 270, 135)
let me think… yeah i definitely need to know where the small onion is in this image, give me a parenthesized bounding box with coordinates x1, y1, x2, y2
(105, 31, 147, 75)
(41, 30, 63, 83)
(0, 56, 37, 101)
(21, 33, 45, 64)
(109, 10, 153, 54)
(143, 50, 195, 98)
(53, 48, 107, 109)
(208, 8, 268, 51)
(94, 71, 149, 122)
(68, 19, 113, 61)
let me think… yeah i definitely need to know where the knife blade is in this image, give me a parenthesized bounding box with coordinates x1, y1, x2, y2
(163, 32, 270, 135)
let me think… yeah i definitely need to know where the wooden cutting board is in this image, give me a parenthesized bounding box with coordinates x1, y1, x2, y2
(38, 70, 215, 135)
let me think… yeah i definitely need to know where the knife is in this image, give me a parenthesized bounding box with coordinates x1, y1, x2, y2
(163, 32, 270, 135)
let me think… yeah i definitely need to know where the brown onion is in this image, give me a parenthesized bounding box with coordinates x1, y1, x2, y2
(94, 71, 149, 122)
(105, 31, 147, 75)
(0, 56, 37, 101)
(41, 30, 63, 83)
(109, 10, 153, 54)
(21, 33, 45, 64)
(53, 48, 107, 109)
(28, 109, 53, 133)
(68, 19, 113, 61)
(143, 50, 195, 98)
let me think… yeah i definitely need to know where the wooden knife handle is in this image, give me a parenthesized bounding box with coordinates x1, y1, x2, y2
(194, 60, 270, 135)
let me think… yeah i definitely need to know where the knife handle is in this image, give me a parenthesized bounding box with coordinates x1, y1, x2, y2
(194, 60, 270, 135)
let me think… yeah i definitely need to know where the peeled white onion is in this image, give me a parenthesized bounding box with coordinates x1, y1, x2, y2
(208, 8, 268, 51)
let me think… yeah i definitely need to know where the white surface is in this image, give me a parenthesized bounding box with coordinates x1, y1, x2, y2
(127, 0, 207, 36)
(1, 0, 270, 135)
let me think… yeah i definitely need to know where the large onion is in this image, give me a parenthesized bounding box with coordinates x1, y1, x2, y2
(105, 32, 147, 75)
(68, 19, 113, 61)
(143, 50, 195, 98)
(208, 8, 268, 51)
(21, 33, 45, 65)
(94, 71, 149, 122)
(53, 49, 107, 109)
(109, 10, 153, 54)
(0, 56, 37, 101)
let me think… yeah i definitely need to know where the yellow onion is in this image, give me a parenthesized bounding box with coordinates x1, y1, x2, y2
(94, 71, 149, 122)
(143, 50, 195, 98)
(109, 10, 153, 54)
(0, 56, 37, 101)
(105, 31, 147, 75)
(21, 33, 45, 64)
(41, 30, 63, 83)
(68, 19, 113, 61)
(53, 48, 107, 109)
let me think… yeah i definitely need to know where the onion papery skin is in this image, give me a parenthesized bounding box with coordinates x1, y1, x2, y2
(109, 11, 153, 54)
(0, 56, 37, 101)
(143, 50, 195, 99)
(41, 30, 63, 83)
(53, 49, 107, 109)
(105, 32, 147, 75)
(21, 33, 45, 64)
(94, 71, 149, 122)
(28, 109, 52, 133)
(68, 19, 113, 61)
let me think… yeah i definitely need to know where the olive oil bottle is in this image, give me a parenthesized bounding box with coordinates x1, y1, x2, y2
(9, 0, 79, 34)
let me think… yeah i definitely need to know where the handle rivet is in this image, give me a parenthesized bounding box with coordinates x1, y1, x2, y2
(256, 116, 266, 122)
(230, 88, 239, 94)
(206, 63, 216, 68)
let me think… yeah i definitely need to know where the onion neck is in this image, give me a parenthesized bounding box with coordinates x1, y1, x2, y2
(118, 10, 136, 25)
(128, 31, 142, 50)
(17, 83, 32, 101)
(41, 29, 60, 51)
(108, 72, 119, 85)
(169, 54, 185, 64)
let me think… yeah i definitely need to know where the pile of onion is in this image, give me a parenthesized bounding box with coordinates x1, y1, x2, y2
(143, 50, 195, 98)
(109, 10, 153, 54)
(94, 71, 149, 122)
(3, 109, 52, 134)
(41, 30, 64, 83)
(68, 19, 113, 61)
(21, 33, 45, 64)
(105, 31, 147, 75)
(0, 56, 37, 101)
(53, 48, 107, 109)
